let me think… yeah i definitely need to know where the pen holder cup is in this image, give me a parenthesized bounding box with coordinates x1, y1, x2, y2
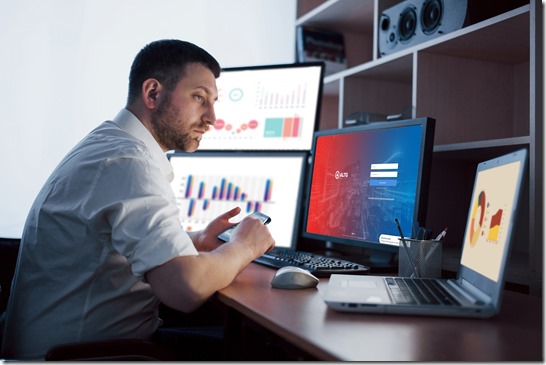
(398, 239, 442, 278)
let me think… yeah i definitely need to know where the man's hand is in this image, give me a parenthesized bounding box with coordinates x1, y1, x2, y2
(229, 214, 275, 256)
(189, 206, 242, 251)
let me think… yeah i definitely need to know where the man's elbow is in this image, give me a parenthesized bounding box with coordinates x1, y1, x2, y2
(165, 298, 207, 313)
(145, 255, 224, 313)
(159, 283, 214, 313)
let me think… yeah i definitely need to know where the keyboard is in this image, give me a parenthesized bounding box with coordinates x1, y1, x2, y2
(385, 277, 461, 306)
(253, 247, 369, 278)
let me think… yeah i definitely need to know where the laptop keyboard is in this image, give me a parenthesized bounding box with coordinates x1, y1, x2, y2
(253, 247, 369, 278)
(385, 277, 461, 306)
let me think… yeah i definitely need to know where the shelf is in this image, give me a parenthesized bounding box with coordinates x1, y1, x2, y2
(433, 137, 530, 155)
(323, 5, 530, 86)
(297, 0, 541, 295)
(330, 52, 413, 83)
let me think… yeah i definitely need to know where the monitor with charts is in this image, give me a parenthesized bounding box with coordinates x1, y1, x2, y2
(198, 62, 324, 151)
(302, 117, 436, 265)
(168, 151, 309, 248)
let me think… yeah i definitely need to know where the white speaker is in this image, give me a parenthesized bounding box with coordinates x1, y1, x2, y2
(379, 0, 468, 57)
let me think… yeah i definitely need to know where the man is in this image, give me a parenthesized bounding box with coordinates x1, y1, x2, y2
(1, 39, 275, 360)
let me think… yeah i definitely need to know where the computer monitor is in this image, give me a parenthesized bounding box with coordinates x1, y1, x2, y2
(198, 62, 324, 151)
(168, 151, 309, 247)
(302, 117, 436, 265)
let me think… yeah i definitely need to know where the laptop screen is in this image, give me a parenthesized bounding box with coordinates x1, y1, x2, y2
(460, 158, 524, 282)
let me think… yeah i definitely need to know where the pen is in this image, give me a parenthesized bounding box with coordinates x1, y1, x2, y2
(424, 227, 447, 264)
(395, 218, 418, 278)
(435, 227, 448, 241)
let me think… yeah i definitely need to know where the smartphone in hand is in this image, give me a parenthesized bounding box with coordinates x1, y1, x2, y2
(218, 211, 271, 242)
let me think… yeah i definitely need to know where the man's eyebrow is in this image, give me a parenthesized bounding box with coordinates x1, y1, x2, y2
(194, 85, 218, 100)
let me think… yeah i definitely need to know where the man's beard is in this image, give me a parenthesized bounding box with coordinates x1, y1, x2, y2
(150, 94, 197, 152)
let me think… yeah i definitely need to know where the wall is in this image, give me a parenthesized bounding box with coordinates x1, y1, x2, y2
(0, 0, 296, 238)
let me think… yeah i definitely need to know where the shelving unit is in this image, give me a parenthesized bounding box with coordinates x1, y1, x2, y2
(296, 0, 543, 294)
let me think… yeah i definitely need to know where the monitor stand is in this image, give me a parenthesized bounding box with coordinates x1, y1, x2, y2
(365, 250, 398, 273)
(318, 241, 398, 274)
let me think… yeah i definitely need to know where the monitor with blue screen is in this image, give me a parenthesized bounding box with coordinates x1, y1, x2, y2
(197, 62, 324, 151)
(302, 118, 435, 264)
(167, 151, 309, 248)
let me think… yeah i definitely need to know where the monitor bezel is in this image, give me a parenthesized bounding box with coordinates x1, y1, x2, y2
(198, 61, 325, 152)
(167, 150, 311, 248)
(301, 117, 436, 254)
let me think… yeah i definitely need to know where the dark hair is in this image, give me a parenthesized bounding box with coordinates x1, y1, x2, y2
(127, 39, 221, 104)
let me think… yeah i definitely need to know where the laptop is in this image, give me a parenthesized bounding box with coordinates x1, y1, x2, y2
(323, 149, 527, 318)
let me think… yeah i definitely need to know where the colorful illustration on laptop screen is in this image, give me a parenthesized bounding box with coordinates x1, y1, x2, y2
(460, 157, 522, 282)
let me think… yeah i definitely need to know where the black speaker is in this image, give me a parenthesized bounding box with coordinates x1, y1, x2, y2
(379, 0, 468, 57)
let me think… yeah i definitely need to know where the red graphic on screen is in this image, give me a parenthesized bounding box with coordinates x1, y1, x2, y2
(487, 209, 503, 242)
(306, 134, 368, 238)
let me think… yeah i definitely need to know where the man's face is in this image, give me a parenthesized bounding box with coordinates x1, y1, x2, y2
(150, 63, 218, 152)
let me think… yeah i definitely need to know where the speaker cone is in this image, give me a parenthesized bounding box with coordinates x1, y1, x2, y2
(398, 7, 417, 42)
(421, 0, 443, 35)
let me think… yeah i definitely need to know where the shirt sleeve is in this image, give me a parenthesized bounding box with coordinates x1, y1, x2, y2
(83, 149, 197, 278)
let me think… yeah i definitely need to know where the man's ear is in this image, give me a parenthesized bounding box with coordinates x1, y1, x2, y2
(141, 78, 162, 109)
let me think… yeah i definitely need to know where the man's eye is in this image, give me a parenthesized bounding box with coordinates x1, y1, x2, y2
(195, 95, 204, 101)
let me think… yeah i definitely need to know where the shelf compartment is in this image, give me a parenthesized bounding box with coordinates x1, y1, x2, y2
(340, 55, 413, 122)
(410, 7, 531, 145)
(415, 50, 529, 145)
(297, 0, 375, 67)
(422, 7, 530, 64)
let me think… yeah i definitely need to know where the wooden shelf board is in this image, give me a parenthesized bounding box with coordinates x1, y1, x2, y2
(296, 0, 374, 34)
(433, 137, 530, 155)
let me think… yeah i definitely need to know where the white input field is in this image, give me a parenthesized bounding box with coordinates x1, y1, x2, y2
(371, 163, 398, 170)
(370, 171, 398, 178)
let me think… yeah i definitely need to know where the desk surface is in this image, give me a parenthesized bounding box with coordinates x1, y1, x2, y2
(217, 263, 543, 361)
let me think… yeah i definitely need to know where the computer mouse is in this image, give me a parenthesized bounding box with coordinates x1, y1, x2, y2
(270, 266, 319, 290)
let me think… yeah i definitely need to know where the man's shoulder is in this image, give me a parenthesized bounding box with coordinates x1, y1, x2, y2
(84, 121, 149, 156)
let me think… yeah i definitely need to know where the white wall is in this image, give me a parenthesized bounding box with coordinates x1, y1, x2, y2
(0, 0, 296, 238)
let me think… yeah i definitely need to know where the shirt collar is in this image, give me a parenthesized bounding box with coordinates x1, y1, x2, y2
(111, 108, 174, 182)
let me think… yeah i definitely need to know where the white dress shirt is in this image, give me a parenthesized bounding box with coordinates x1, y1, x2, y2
(1, 109, 197, 360)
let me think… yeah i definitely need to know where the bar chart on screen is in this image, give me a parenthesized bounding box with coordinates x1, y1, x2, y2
(173, 173, 274, 231)
(168, 152, 308, 248)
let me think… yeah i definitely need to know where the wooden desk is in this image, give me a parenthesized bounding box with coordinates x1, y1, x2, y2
(217, 263, 543, 361)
